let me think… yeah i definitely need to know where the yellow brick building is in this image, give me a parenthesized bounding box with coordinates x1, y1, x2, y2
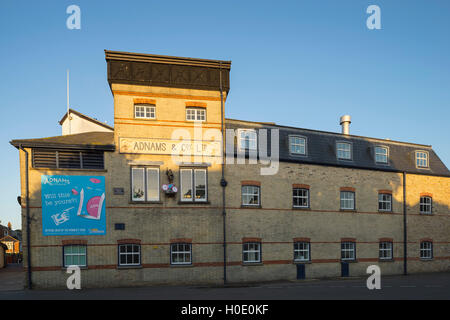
(10, 51, 450, 288)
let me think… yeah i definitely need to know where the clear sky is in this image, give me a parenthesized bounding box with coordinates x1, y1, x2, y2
(1, 0, 449, 230)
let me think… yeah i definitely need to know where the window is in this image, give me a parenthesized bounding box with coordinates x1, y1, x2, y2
(131, 167, 160, 202)
(170, 243, 192, 265)
(340, 191, 355, 210)
(289, 136, 306, 155)
(375, 146, 388, 164)
(242, 185, 260, 206)
(118, 244, 141, 266)
(336, 142, 352, 160)
(379, 242, 393, 260)
(33, 149, 104, 169)
(186, 107, 206, 122)
(294, 242, 310, 262)
(135, 104, 156, 119)
(238, 129, 257, 151)
(243, 242, 261, 263)
(341, 242, 356, 261)
(63, 245, 87, 267)
(180, 168, 207, 202)
(378, 193, 392, 212)
(420, 241, 433, 260)
(293, 188, 309, 208)
(420, 196, 432, 214)
(416, 151, 429, 168)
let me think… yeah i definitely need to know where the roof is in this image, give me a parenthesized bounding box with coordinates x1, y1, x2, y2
(59, 109, 114, 131)
(0, 235, 19, 242)
(10, 132, 115, 151)
(226, 119, 450, 177)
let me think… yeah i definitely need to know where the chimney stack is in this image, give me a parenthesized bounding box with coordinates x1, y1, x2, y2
(340, 115, 351, 135)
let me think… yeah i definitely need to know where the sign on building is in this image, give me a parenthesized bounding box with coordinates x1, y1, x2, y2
(41, 175, 106, 236)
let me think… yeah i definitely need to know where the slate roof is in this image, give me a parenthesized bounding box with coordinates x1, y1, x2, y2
(10, 132, 115, 151)
(226, 119, 450, 177)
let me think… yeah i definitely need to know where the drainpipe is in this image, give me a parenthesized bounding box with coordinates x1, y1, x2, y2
(403, 172, 407, 275)
(19, 145, 32, 289)
(219, 63, 228, 285)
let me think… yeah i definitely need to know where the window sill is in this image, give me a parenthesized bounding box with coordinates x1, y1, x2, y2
(62, 266, 88, 271)
(242, 262, 263, 266)
(177, 201, 210, 205)
(378, 210, 393, 213)
(379, 258, 395, 262)
(340, 209, 356, 212)
(419, 212, 433, 216)
(117, 265, 143, 270)
(241, 205, 262, 209)
(340, 259, 357, 263)
(129, 201, 163, 205)
(292, 207, 310, 211)
(293, 261, 311, 264)
(420, 258, 433, 262)
(170, 264, 194, 268)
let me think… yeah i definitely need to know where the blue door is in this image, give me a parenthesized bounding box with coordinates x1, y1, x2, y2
(341, 262, 349, 277)
(296, 264, 305, 279)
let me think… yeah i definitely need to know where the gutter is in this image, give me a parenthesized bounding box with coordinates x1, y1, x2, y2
(19, 145, 32, 289)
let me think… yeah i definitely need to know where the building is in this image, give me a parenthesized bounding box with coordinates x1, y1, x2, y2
(0, 243, 7, 268)
(10, 50, 450, 289)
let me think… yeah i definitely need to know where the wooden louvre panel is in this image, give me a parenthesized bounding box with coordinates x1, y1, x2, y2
(32, 149, 104, 169)
(32, 149, 57, 168)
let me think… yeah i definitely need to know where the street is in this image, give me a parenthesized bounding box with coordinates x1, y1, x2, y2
(0, 265, 449, 300)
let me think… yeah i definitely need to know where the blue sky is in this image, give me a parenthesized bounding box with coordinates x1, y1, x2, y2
(1, 0, 449, 229)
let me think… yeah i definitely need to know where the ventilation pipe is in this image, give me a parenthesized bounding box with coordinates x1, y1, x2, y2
(340, 115, 351, 135)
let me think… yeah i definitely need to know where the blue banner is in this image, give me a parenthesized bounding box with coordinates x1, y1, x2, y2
(41, 175, 106, 236)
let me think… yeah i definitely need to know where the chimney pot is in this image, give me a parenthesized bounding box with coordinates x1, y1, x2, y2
(340, 115, 351, 135)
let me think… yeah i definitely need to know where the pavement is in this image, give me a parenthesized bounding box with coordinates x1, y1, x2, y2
(0, 265, 449, 300)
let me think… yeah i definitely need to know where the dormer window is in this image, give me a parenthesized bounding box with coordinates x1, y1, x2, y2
(336, 142, 352, 160)
(416, 151, 429, 168)
(289, 136, 306, 155)
(135, 104, 156, 119)
(375, 146, 388, 164)
(238, 129, 257, 151)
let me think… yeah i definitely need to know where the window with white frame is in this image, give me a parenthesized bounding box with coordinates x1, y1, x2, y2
(238, 129, 257, 151)
(340, 191, 355, 210)
(63, 245, 87, 267)
(186, 107, 206, 122)
(294, 242, 310, 262)
(131, 167, 160, 202)
(118, 244, 141, 266)
(180, 168, 207, 202)
(341, 242, 356, 261)
(170, 243, 192, 265)
(336, 142, 352, 160)
(420, 241, 433, 259)
(135, 104, 156, 119)
(378, 193, 392, 212)
(289, 136, 306, 155)
(375, 146, 388, 164)
(293, 188, 309, 208)
(416, 151, 429, 168)
(379, 242, 393, 260)
(243, 242, 261, 263)
(419, 196, 432, 214)
(242, 185, 260, 206)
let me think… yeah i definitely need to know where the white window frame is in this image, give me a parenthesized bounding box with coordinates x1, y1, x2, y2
(378, 193, 392, 212)
(293, 188, 309, 208)
(241, 185, 260, 206)
(341, 242, 356, 261)
(170, 243, 192, 265)
(238, 129, 257, 151)
(420, 241, 433, 260)
(419, 196, 432, 214)
(134, 104, 156, 119)
(340, 191, 355, 210)
(336, 142, 352, 160)
(186, 107, 206, 122)
(131, 167, 160, 202)
(180, 168, 208, 202)
(294, 242, 310, 262)
(379, 242, 393, 260)
(289, 135, 307, 156)
(118, 244, 141, 266)
(243, 242, 261, 263)
(375, 146, 389, 164)
(63, 245, 87, 267)
(415, 151, 429, 168)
